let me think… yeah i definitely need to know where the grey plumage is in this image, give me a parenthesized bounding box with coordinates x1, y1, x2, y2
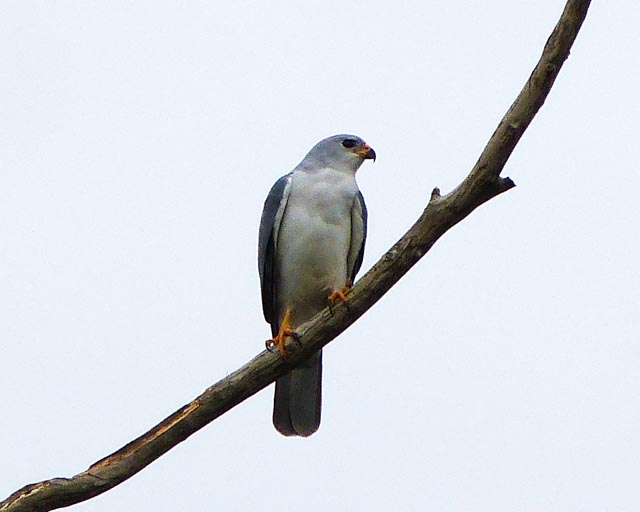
(258, 134, 374, 436)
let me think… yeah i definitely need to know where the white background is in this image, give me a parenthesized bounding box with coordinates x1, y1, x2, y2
(2, 1, 639, 511)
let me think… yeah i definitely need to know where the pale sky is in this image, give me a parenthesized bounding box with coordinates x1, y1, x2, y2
(1, 2, 639, 511)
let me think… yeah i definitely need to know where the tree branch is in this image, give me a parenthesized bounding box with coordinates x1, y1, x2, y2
(1, 1, 591, 510)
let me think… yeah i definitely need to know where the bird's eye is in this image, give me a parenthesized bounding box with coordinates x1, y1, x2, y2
(341, 139, 357, 149)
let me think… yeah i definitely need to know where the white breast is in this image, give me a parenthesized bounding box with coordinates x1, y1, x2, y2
(275, 167, 359, 326)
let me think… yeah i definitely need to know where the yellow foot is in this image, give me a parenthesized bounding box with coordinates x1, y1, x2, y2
(328, 278, 353, 304)
(265, 310, 293, 356)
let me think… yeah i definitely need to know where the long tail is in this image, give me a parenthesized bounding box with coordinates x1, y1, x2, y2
(273, 350, 322, 436)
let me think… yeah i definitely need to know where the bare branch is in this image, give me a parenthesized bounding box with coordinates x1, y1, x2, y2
(1, 1, 591, 510)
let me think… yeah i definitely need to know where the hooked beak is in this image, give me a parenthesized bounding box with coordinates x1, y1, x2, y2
(356, 143, 376, 162)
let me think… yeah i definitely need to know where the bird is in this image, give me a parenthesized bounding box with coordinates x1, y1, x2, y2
(258, 134, 375, 436)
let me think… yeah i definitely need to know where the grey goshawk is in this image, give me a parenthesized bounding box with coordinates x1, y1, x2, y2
(258, 134, 375, 436)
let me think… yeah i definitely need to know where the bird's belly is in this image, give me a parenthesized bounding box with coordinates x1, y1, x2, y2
(276, 213, 350, 325)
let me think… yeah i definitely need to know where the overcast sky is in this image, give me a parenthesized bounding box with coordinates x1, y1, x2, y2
(1, 1, 639, 511)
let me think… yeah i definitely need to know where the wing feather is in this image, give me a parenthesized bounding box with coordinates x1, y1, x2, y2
(258, 174, 292, 328)
(347, 190, 368, 283)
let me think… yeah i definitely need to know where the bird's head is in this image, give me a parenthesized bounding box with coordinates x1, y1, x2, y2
(301, 134, 376, 173)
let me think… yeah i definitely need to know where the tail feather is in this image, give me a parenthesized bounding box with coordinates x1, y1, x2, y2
(273, 350, 322, 436)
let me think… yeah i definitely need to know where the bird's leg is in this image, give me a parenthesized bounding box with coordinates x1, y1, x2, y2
(328, 278, 353, 312)
(265, 309, 294, 356)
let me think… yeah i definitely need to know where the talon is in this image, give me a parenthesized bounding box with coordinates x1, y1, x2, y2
(328, 289, 348, 303)
(290, 331, 302, 347)
(328, 278, 353, 304)
(265, 310, 293, 356)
